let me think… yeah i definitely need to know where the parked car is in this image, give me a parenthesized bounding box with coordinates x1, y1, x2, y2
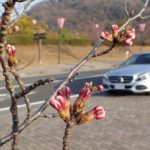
(102, 52, 150, 93)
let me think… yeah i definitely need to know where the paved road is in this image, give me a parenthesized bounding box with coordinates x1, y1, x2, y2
(0, 69, 107, 110)
(0, 69, 150, 150)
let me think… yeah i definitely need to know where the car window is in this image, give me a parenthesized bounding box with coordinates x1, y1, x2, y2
(123, 54, 150, 65)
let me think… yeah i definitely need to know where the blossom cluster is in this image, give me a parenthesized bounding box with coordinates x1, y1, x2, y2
(6, 44, 17, 66)
(50, 83, 105, 124)
(100, 24, 135, 46)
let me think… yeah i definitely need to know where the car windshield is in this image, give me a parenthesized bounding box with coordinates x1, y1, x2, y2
(123, 53, 150, 65)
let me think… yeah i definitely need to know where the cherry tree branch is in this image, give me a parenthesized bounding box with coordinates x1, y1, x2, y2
(123, 0, 130, 18)
(10, 68, 31, 119)
(14, 79, 53, 99)
(120, 0, 150, 31)
(9, 0, 35, 28)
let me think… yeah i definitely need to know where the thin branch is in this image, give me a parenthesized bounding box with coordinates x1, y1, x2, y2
(93, 42, 116, 58)
(14, 79, 53, 99)
(40, 113, 59, 119)
(140, 14, 150, 19)
(120, 0, 150, 31)
(10, 68, 31, 120)
(123, 0, 130, 18)
(9, 0, 35, 28)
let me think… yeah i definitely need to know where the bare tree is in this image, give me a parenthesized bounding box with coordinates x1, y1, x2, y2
(0, 0, 150, 150)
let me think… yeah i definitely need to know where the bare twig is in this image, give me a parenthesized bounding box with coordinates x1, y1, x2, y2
(14, 79, 53, 99)
(120, 0, 150, 31)
(10, 68, 31, 120)
(9, 0, 35, 28)
(41, 113, 59, 119)
(93, 42, 116, 58)
(123, 0, 130, 18)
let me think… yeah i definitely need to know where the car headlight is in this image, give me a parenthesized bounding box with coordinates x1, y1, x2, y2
(136, 73, 150, 81)
(103, 75, 109, 82)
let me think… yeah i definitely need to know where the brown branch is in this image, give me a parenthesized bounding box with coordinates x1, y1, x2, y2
(63, 122, 75, 150)
(0, 0, 20, 149)
(14, 79, 53, 99)
(10, 68, 31, 120)
(93, 42, 116, 58)
(9, 0, 35, 28)
(41, 113, 59, 119)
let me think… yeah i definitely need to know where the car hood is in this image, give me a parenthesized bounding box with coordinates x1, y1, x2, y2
(107, 64, 150, 76)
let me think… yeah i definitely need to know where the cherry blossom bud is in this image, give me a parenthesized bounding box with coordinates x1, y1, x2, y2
(79, 105, 105, 124)
(112, 24, 119, 32)
(84, 82, 93, 89)
(50, 95, 70, 121)
(90, 106, 105, 120)
(79, 87, 91, 102)
(97, 85, 104, 91)
(57, 86, 71, 99)
(73, 87, 91, 113)
(50, 95, 65, 111)
(13, 25, 19, 32)
(101, 31, 110, 39)
(6, 44, 16, 56)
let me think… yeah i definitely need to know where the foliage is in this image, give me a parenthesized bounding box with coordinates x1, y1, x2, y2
(15, 15, 35, 35)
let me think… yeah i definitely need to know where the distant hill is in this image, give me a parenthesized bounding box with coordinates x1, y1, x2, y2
(27, 0, 150, 44)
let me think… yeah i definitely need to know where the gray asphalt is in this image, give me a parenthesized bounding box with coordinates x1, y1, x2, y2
(1, 90, 150, 150)
(0, 69, 108, 109)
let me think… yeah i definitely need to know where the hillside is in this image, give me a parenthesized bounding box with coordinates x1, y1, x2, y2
(27, 0, 150, 43)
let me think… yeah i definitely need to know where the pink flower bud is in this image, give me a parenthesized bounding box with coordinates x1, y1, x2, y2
(78, 105, 105, 124)
(90, 106, 105, 120)
(13, 25, 19, 32)
(57, 86, 71, 99)
(79, 87, 91, 102)
(97, 85, 104, 91)
(112, 24, 119, 32)
(100, 31, 110, 39)
(6, 44, 16, 56)
(50, 95, 65, 111)
(50, 95, 70, 121)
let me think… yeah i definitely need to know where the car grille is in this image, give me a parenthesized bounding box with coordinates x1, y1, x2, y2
(109, 76, 133, 83)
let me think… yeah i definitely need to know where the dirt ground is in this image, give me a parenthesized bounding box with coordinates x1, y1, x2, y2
(0, 44, 149, 78)
(16, 44, 149, 66)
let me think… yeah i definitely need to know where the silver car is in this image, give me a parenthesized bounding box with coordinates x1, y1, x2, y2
(103, 52, 150, 93)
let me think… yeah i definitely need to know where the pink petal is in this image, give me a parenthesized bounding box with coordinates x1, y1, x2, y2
(50, 99, 61, 111)
(96, 111, 106, 119)
(112, 24, 119, 32)
(97, 85, 104, 91)
(56, 95, 66, 108)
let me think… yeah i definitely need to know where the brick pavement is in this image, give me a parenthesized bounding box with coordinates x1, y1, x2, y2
(0, 92, 150, 150)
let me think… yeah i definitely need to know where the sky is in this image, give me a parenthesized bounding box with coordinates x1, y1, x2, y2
(0, 0, 46, 18)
